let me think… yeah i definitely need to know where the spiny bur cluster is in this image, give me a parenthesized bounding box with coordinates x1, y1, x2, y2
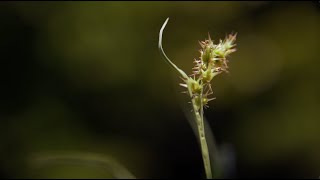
(180, 33, 237, 110)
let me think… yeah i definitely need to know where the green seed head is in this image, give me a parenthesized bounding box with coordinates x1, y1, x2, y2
(187, 78, 202, 94)
(194, 96, 210, 110)
(201, 46, 212, 64)
(201, 65, 213, 83)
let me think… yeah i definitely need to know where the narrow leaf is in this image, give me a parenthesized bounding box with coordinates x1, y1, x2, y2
(158, 18, 188, 79)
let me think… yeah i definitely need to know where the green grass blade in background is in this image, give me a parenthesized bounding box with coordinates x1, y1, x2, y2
(28, 152, 136, 179)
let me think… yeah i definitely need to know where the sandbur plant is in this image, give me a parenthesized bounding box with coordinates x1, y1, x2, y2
(158, 18, 237, 179)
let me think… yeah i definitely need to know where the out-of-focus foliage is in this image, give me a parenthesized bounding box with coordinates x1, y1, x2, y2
(0, 1, 319, 178)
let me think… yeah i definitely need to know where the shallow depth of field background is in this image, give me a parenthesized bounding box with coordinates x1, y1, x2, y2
(0, 1, 319, 178)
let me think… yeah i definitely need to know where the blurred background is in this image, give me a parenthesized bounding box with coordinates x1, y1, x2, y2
(0, 1, 319, 178)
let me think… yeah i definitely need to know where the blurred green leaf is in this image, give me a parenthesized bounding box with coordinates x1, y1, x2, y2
(29, 153, 136, 179)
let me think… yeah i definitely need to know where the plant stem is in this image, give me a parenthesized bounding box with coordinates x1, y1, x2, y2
(158, 17, 213, 179)
(190, 88, 212, 179)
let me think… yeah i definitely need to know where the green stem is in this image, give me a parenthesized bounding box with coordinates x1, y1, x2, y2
(190, 89, 212, 179)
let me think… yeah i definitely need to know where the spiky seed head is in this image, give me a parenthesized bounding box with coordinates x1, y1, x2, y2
(187, 77, 202, 94)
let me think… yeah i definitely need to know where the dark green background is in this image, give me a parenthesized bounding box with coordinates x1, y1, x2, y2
(0, 1, 319, 178)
